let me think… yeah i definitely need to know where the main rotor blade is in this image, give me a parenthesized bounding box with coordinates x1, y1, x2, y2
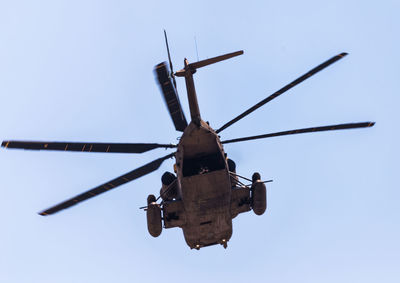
(39, 152, 175, 216)
(2, 141, 176, 153)
(221, 122, 375, 144)
(216, 52, 348, 133)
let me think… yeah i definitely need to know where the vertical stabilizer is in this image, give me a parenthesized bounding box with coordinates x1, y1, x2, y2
(174, 50, 244, 125)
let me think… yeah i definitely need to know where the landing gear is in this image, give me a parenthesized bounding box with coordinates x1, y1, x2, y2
(161, 171, 176, 186)
(227, 159, 236, 172)
(251, 172, 267, 215)
(146, 194, 162, 237)
(160, 171, 177, 201)
(227, 159, 239, 188)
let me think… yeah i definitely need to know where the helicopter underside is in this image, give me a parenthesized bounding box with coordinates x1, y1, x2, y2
(161, 169, 253, 249)
(180, 169, 232, 249)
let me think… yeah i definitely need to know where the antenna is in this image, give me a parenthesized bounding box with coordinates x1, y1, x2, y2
(194, 36, 199, 61)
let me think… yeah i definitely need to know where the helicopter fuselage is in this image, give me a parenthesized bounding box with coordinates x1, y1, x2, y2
(173, 120, 233, 248)
(157, 56, 255, 249)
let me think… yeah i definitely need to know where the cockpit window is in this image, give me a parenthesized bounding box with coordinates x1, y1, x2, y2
(182, 152, 226, 177)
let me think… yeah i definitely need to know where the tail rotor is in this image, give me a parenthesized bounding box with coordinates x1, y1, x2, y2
(154, 31, 188, 132)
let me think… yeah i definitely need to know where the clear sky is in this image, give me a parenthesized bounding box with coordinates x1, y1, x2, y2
(1, 1, 398, 282)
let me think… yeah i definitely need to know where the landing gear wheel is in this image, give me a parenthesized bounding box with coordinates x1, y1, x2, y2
(161, 172, 176, 186)
(147, 194, 156, 205)
(221, 239, 228, 249)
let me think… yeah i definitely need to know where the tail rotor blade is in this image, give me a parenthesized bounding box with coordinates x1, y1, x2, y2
(39, 152, 175, 216)
(155, 62, 188, 131)
(221, 122, 375, 144)
(216, 52, 348, 133)
(164, 30, 177, 89)
(157, 31, 188, 131)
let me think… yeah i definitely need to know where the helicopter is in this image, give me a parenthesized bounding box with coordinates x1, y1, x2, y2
(2, 31, 374, 250)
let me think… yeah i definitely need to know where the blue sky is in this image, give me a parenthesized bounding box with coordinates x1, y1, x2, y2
(0, 1, 399, 282)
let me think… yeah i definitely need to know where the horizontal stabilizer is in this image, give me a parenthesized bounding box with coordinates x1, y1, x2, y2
(188, 50, 243, 70)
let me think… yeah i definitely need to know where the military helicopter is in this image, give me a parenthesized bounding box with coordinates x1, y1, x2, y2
(2, 31, 374, 250)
